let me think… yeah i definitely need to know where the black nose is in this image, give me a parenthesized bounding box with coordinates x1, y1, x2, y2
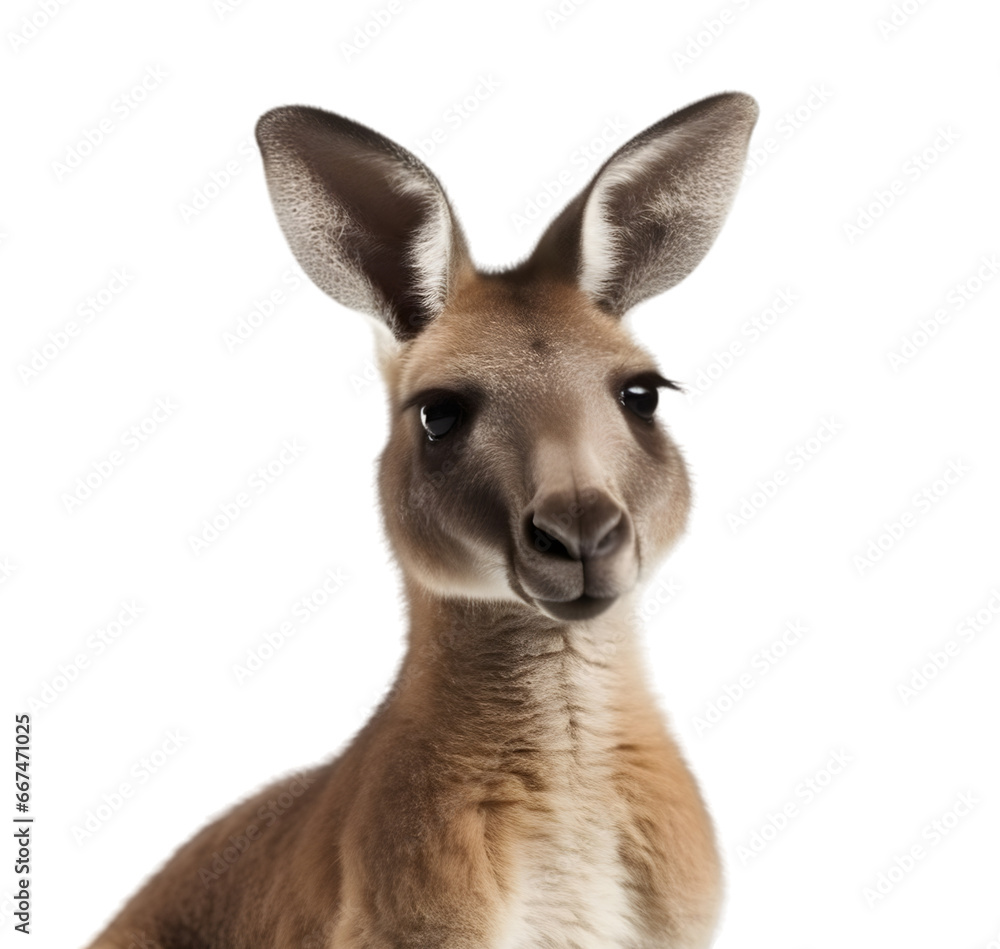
(527, 489, 627, 562)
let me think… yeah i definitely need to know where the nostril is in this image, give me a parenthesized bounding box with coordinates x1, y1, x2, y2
(530, 524, 574, 559)
(526, 492, 630, 562)
(592, 514, 623, 557)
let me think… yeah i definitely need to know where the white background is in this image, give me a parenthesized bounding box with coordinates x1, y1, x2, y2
(2, 0, 999, 946)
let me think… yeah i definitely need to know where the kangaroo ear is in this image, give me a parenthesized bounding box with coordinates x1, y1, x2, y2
(527, 92, 758, 316)
(256, 106, 472, 341)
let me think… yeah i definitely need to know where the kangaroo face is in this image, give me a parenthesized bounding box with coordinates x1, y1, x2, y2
(256, 93, 757, 620)
(380, 277, 691, 621)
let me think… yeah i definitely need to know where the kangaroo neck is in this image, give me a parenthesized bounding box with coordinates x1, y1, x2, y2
(390, 583, 651, 761)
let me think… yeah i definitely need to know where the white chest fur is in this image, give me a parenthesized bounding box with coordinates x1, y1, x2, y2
(495, 802, 639, 949)
(492, 639, 644, 949)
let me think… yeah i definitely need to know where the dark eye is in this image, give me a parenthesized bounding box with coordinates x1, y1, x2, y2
(620, 384, 659, 421)
(420, 401, 462, 440)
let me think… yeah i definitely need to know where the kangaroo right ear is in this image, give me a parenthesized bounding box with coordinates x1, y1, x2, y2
(526, 92, 758, 316)
(255, 106, 472, 342)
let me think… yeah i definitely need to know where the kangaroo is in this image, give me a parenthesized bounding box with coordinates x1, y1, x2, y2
(88, 91, 757, 949)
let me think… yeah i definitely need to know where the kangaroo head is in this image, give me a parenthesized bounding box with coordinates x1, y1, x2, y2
(256, 94, 757, 622)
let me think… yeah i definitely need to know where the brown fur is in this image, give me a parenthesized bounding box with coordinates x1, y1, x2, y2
(87, 92, 757, 949)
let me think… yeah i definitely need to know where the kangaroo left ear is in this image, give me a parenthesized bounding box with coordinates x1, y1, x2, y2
(256, 105, 473, 342)
(526, 92, 758, 316)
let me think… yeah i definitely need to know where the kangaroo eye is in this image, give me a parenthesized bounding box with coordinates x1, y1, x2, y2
(620, 384, 659, 421)
(420, 401, 462, 440)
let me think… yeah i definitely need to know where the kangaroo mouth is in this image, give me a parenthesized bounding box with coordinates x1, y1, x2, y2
(512, 512, 638, 623)
(534, 594, 618, 622)
(514, 554, 636, 623)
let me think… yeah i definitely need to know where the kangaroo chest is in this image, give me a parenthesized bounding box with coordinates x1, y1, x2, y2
(486, 649, 645, 949)
(495, 782, 641, 949)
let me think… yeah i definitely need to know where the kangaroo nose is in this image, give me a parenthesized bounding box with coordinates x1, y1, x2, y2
(528, 490, 627, 561)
